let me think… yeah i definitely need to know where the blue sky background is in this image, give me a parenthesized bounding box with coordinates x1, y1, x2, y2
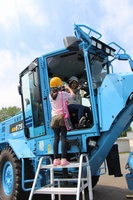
(0, 0, 133, 108)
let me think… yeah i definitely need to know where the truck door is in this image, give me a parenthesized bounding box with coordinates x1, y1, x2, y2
(19, 59, 45, 138)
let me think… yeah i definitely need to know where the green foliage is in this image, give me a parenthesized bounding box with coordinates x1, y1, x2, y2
(120, 126, 132, 137)
(0, 106, 21, 122)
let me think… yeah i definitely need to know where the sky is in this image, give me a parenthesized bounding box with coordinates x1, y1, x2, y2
(0, 0, 133, 109)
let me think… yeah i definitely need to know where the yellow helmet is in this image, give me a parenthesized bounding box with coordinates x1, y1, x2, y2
(50, 77, 63, 88)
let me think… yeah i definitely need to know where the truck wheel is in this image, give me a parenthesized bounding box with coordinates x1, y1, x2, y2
(0, 147, 24, 200)
(92, 175, 100, 188)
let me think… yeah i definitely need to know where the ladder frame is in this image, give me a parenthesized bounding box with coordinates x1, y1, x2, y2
(28, 154, 93, 200)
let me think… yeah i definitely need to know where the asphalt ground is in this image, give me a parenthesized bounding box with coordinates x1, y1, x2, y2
(93, 153, 132, 200)
(32, 153, 133, 200)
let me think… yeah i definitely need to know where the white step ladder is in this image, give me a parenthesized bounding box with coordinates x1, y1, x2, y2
(28, 154, 93, 200)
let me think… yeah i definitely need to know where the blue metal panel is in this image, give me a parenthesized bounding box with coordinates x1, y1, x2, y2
(90, 102, 133, 175)
(8, 139, 35, 159)
(36, 137, 54, 155)
(98, 72, 133, 131)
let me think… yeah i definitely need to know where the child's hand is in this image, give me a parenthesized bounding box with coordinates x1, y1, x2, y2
(64, 84, 69, 92)
(78, 84, 82, 90)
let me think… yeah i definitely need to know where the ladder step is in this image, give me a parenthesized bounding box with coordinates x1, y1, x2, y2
(40, 162, 88, 169)
(34, 187, 82, 195)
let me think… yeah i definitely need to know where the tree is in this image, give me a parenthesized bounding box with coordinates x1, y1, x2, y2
(0, 106, 21, 122)
(120, 126, 132, 137)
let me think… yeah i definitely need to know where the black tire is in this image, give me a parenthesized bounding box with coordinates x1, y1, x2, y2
(0, 147, 28, 200)
(92, 175, 100, 188)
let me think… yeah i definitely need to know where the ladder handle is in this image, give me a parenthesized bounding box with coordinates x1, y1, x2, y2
(76, 154, 93, 200)
(76, 154, 88, 200)
(28, 156, 52, 200)
(28, 157, 44, 200)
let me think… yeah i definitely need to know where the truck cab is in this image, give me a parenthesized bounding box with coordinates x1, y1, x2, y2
(18, 24, 133, 175)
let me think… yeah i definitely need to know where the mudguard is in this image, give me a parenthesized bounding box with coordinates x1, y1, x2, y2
(7, 139, 35, 159)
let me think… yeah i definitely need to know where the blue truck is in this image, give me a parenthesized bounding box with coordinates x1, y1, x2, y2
(0, 24, 133, 200)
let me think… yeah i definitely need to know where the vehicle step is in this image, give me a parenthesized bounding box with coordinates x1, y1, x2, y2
(34, 187, 81, 195)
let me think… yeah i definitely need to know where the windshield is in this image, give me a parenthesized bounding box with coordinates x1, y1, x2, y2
(89, 53, 108, 89)
(21, 65, 44, 128)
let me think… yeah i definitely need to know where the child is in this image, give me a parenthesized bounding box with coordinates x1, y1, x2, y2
(49, 77, 75, 166)
(68, 76, 86, 128)
(68, 76, 93, 128)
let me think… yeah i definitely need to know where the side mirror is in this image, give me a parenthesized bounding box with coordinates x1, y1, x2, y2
(18, 85, 22, 95)
(63, 36, 81, 51)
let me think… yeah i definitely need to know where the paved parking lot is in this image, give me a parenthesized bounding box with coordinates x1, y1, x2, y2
(33, 153, 133, 200)
(93, 153, 132, 200)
